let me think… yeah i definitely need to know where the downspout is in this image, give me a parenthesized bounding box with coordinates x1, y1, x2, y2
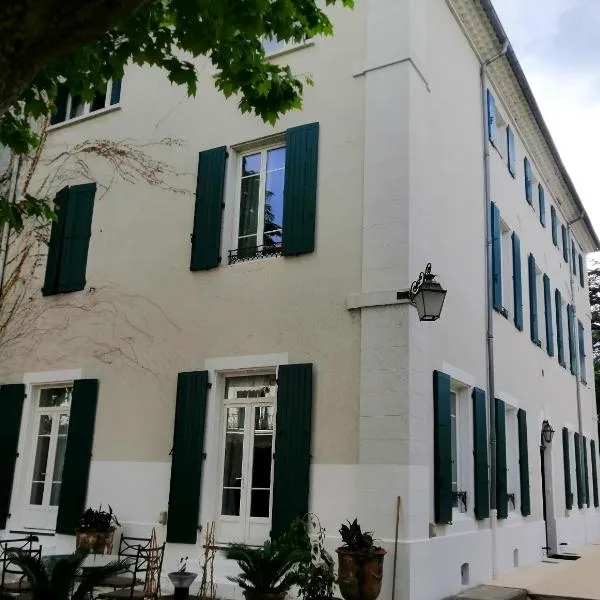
(567, 215, 585, 509)
(480, 40, 509, 580)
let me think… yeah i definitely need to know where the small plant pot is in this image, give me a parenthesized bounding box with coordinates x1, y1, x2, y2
(75, 528, 115, 555)
(336, 548, 386, 600)
(242, 592, 286, 600)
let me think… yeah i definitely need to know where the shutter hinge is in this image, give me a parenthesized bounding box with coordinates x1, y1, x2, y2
(218, 256, 222, 263)
(169, 447, 173, 456)
(7, 513, 10, 519)
(202, 452, 207, 460)
(221, 203, 225, 209)
(208, 382, 213, 389)
(275, 379, 279, 385)
(190, 234, 195, 242)
(272, 453, 275, 460)
(225, 151, 229, 158)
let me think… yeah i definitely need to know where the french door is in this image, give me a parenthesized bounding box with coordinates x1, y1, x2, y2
(218, 375, 276, 545)
(24, 386, 72, 530)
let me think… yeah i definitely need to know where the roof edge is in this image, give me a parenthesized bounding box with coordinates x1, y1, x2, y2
(478, 0, 600, 251)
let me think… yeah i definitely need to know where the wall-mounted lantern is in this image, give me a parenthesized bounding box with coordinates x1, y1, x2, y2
(397, 263, 447, 322)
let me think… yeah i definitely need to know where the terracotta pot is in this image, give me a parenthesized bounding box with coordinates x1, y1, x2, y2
(336, 547, 386, 600)
(242, 591, 286, 600)
(75, 528, 115, 554)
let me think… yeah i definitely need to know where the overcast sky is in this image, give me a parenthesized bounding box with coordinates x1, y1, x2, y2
(491, 0, 600, 247)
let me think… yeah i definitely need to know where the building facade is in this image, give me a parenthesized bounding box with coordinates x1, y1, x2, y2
(0, 1, 598, 599)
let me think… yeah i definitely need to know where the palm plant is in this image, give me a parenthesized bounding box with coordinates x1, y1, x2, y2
(1, 550, 128, 600)
(224, 540, 309, 600)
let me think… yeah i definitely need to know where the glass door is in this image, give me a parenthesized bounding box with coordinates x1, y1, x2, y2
(218, 375, 275, 545)
(24, 387, 71, 531)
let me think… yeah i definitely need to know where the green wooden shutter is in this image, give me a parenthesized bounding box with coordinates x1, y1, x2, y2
(433, 371, 452, 524)
(0, 384, 25, 529)
(50, 85, 69, 125)
(574, 432, 584, 509)
(563, 428, 573, 510)
(512, 233, 523, 330)
(567, 305, 577, 375)
(57, 183, 96, 293)
(528, 254, 539, 344)
(491, 203, 502, 311)
(562, 225, 568, 263)
(272, 363, 313, 539)
(42, 187, 69, 296)
(579, 255, 585, 288)
(190, 147, 227, 271)
(591, 439, 599, 508)
(472, 388, 489, 520)
(543, 274, 554, 357)
(551, 206, 558, 246)
(496, 398, 508, 519)
(578, 320, 586, 384)
(572, 242, 577, 276)
(282, 123, 319, 256)
(583, 436, 590, 507)
(524, 158, 533, 204)
(166, 371, 209, 544)
(538, 185, 546, 227)
(517, 409, 530, 516)
(55, 379, 99, 534)
(110, 79, 122, 105)
(556, 290, 566, 367)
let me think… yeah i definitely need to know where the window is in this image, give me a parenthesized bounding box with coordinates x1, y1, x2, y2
(501, 224, 513, 318)
(24, 386, 72, 530)
(262, 36, 288, 55)
(450, 387, 469, 514)
(524, 158, 533, 205)
(506, 126, 516, 176)
(578, 320, 587, 384)
(50, 79, 122, 126)
(562, 225, 569, 263)
(234, 145, 285, 260)
(505, 407, 519, 513)
(538, 185, 546, 227)
(536, 267, 545, 350)
(43, 183, 96, 296)
(551, 206, 558, 246)
(487, 91, 508, 156)
(556, 289, 566, 368)
(218, 374, 276, 544)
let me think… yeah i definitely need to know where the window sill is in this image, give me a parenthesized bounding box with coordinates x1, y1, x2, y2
(265, 39, 315, 60)
(48, 104, 121, 131)
(228, 245, 282, 265)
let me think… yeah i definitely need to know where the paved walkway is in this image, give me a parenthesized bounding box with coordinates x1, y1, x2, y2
(487, 544, 600, 599)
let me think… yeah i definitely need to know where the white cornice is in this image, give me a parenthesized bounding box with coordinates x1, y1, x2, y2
(447, 0, 598, 253)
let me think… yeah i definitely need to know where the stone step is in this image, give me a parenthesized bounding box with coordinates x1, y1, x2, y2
(448, 585, 528, 600)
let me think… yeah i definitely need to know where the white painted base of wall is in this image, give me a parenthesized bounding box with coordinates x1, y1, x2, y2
(4, 460, 600, 600)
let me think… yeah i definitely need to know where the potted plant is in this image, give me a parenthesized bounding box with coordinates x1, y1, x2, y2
(336, 520, 385, 600)
(168, 557, 198, 600)
(224, 538, 308, 600)
(284, 516, 336, 600)
(75, 505, 120, 555)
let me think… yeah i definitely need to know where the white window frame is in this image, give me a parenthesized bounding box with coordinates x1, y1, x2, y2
(216, 372, 277, 545)
(536, 266, 545, 349)
(505, 406, 519, 513)
(450, 385, 470, 515)
(231, 143, 286, 257)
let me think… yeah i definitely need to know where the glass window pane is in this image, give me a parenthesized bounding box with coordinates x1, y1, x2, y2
(30, 482, 44, 505)
(50, 483, 61, 506)
(242, 153, 261, 177)
(39, 387, 72, 408)
(32, 432, 50, 483)
(262, 36, 287, 54)
(58, 414, 69, 435)
(52, 435, 68, 486)
(251, 433, 273, 489)
(38, 414, 52, 435)
(69, 96, 85, 119)
(267, 147, 285, 172)
(254, 406, 274, 432)
(238, 175, 260, 240)
(250, 490, 270, 518)
(221, 489, 241, 516)
(450, 395, 457, 494)
(222, 408, 245, 489)
(264, 169, 284, 247)
(90, 89, 106, 112)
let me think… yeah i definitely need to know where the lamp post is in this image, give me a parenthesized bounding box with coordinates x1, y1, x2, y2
(397, 263, 447, 321)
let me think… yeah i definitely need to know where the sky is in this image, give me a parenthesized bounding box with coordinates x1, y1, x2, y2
(491, 0, 600, 245)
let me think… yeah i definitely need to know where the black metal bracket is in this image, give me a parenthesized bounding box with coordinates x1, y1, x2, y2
(507, 493, 516, 509)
